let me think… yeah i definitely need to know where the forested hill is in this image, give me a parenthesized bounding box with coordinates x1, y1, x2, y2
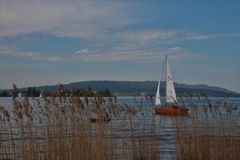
(68, 81, 239, 97)
(3, 80, 238, 97)
(13, 81, 240, 97)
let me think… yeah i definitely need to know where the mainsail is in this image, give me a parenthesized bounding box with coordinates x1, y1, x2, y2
(165, 55, 177, 103)
(155, 79, 161, 105)
(39, 90, 43, 98)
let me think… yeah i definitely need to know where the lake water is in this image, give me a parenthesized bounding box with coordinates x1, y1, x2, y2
(0, 96, 240, 159)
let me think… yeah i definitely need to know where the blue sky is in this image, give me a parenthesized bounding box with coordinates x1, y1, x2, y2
(0, 0, 239, 92)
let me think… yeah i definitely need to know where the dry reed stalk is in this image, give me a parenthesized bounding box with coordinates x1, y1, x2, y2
(175, 97, 240, 160)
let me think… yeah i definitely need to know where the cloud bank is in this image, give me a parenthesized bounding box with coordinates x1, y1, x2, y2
(0, 1, 239, 63)
(0, 1, 133, 38)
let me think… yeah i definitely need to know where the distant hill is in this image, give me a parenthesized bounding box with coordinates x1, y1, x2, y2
(1, 81, 239, 97)
(19, 81, 240, 97)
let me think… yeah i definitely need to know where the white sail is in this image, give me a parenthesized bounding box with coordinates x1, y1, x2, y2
(155, 79, 161, 105)
(18, 92, 22, 98)
(39, 91, 43, 98)
(165, 55, 177, 103)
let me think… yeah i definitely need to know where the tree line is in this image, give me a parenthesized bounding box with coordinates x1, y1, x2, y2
(0, 86, 112, 97)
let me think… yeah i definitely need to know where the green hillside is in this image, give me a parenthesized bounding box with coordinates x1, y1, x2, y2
(1, 81, 239, 97)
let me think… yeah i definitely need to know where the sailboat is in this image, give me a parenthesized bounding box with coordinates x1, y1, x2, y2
(39, 90, 43, 98)
(18, 92, 22, 98)
(155, 55, 188, 116)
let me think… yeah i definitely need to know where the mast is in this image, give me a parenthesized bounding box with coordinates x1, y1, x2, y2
(165, 55, 177, 103)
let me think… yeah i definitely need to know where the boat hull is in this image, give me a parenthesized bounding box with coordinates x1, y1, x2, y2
(155, 105, 188, 116)
(89, 117, 111, 122)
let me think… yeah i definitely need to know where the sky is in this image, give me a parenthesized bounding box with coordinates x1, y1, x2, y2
(0, 0, 239, 92)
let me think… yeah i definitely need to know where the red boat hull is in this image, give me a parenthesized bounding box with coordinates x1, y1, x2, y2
(155, 105, 188, 116)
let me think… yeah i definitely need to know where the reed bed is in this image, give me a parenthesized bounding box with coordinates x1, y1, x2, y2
(175, 96, 240, 160)
(0, 86, 239, 159)
(0, 86, 160, 160)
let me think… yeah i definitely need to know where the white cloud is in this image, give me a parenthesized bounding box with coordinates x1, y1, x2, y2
(72, 46, 200, 62)
(165, 47, 202, 60)
(0, 44, 151, 62)
(119, 30, 177, 42)
(0, 1, 134, 38)
(74, 49, 99, 56)
(0, 43, 199, 63)
(3, 0, 238, 41)
(17, 51, 62, 62)
(182, 32, 240, 40)
(0, 45, 62, 62)
(117, 30, 240, 45)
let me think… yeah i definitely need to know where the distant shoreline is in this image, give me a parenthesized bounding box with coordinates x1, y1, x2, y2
(0, 80, 239, 97)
